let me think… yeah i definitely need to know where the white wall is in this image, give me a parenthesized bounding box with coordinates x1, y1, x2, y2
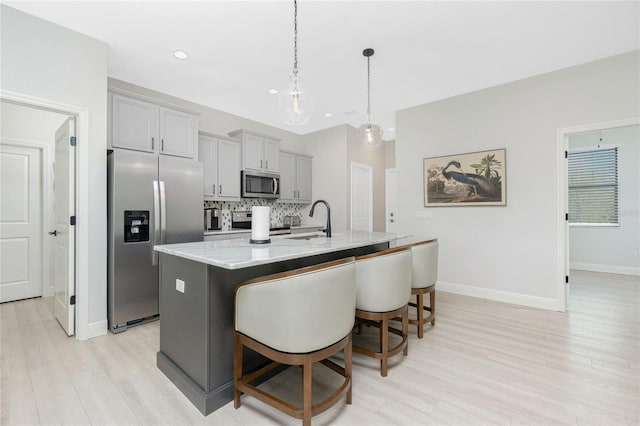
(569, 125, 640, 275)
(0, 101, 69, 297)
(300, 126, 349, 231)
(396, 50, 639, 309)
(1, 5, 108, 338)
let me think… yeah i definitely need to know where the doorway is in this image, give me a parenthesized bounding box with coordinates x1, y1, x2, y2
(0, 99, 77, 335)
(557, 118, 640, 311)
(350, 162, 373, 231)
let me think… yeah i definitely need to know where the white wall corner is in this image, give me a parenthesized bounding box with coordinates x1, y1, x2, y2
(436, 281, 562, 312)
(570, 262, 640, 277)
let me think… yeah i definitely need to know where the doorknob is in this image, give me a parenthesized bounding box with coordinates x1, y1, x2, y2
(48, 230, 57, 236)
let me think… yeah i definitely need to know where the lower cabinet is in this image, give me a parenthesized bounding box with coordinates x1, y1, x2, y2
(199, 134, 241, 200)
(279, 151, 312, 203)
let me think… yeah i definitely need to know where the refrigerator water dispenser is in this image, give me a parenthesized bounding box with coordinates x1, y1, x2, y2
(124, 210, 149, 243)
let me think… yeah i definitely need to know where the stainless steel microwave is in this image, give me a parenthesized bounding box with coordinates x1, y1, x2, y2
(241, 170, 280, 199)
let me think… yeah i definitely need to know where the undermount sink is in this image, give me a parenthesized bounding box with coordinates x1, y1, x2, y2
(286, 234, 326, 241)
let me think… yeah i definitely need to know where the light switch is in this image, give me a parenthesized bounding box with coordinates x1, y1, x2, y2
(176, 279, 185, 293)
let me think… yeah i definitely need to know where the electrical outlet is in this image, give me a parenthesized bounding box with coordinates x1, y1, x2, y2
(176, 279, 185, 293)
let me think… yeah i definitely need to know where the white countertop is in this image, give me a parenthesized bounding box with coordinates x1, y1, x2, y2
(155, 231, 409, 270)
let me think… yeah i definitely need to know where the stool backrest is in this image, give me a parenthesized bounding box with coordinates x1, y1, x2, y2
(354, 247, 412, 312)
(408, 240, 438, 289)
(235, 258, 356, 353)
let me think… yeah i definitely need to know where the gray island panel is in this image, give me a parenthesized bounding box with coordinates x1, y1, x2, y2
(155, 231, 402, 415)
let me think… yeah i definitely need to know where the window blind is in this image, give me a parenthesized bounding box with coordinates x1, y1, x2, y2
(568, 147, 618, 225)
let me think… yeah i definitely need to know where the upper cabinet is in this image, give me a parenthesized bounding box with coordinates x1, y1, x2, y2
(199, 133, 241, 201)
(228, 129, 280, 172)
(110, 93, 197, 159)
(279, 151, 312, 203)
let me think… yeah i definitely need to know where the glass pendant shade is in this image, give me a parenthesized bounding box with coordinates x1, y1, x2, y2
(280, 73, 313, 126)
(357, 122, 383, 148)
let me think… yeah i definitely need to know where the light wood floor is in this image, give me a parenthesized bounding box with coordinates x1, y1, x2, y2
(1, 271, 638, 425)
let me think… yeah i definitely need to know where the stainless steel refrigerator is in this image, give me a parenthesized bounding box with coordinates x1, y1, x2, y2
(107, 149, 203, 333)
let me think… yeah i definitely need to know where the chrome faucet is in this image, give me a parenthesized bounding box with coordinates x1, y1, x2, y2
(309, 200, 332, 237)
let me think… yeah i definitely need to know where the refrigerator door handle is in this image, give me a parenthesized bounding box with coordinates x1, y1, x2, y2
(152, 180, 160, 265)
(159, 181, 167, 245)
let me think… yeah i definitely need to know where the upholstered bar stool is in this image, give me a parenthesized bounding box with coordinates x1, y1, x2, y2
(353, 247, 412, 377)
(401, 239, 439, 338)
(233, 258, 356, 426)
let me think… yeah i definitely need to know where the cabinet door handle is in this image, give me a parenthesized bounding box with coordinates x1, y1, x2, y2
(161, 138, 164, 151)
(213, 184, 216, 195)
(265, 160, 268, 170)
(152, 137, 154, 150)
(219, 184, 222, 195)
(260, 159, 263, 169)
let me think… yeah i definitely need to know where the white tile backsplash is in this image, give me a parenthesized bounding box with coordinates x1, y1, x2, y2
(203, 199, 304, 230)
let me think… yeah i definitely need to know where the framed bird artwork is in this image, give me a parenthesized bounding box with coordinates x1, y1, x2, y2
(423, 148, 506, 206)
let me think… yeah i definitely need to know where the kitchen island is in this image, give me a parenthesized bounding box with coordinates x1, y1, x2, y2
(153, 231, 403, 415)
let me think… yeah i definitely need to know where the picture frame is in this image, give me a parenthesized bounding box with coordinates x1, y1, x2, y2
(423, 148, 506, 206)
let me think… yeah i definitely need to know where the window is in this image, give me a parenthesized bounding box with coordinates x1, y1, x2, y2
(568, 147, 618, 225)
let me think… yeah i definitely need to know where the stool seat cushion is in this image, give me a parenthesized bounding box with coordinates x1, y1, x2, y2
(355, 249, 412, 312)
(236, 262, 356, 354)
(411, 240, 438, 289)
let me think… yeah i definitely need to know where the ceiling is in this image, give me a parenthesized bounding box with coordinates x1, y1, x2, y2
(6, 1, 639, 139)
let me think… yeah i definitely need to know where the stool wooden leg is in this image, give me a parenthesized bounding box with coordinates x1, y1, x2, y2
(303, 358, 312, 426)
(430, 290, 436, 326)
(380, 318, 388, 377)
(345, 335, 353, 404)
(402, 308, 409, 356)
(416, 293, 424, 339)
(233, 332, 242, 409)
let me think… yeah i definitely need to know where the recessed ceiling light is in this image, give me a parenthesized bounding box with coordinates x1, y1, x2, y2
(324, 113, 333, 118)
(388, 127, 395, 131)
(173, 50, 189, 60)
(268, 88, 279, 95)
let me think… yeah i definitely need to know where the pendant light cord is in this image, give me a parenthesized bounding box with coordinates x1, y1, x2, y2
(366, 55, 371, 125)
(293, 0, 298, 76)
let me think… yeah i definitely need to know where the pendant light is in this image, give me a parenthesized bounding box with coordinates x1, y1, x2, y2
(280, 0, 313, 126)
(357, 48, 383, 148)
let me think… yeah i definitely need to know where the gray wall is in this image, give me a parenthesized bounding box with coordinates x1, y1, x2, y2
(569, 125, 639, 273)
(396, 50, 639, 308)
(1, 5, 108, 337)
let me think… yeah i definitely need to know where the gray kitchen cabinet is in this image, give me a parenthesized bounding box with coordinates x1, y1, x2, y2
(199, 133, 241, 201)
(228, 129, 280, 172)
(110, 93, 197, 159)
(278, 151, 312, 203)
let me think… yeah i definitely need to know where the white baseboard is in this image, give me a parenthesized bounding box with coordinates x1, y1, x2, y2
(86, 319, 108, 339)
(436, 281, 561, 311)
(570, 262, 640, 276)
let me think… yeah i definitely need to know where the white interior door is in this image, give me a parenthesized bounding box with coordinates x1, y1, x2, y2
(53, 118, 76, 336)
(385, 169, 397, 233)
(0, 143, 43, 302)
(351, 162, 372, 231)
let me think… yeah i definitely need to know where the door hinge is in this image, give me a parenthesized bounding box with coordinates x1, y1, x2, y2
(565, 275, 569, 284)
(70, 215, 76, 226)
(70, 295, 76, 305)
(564, 150, 568, 159)
(70, 136, 77, 147)
(565, 213, 569, 221)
